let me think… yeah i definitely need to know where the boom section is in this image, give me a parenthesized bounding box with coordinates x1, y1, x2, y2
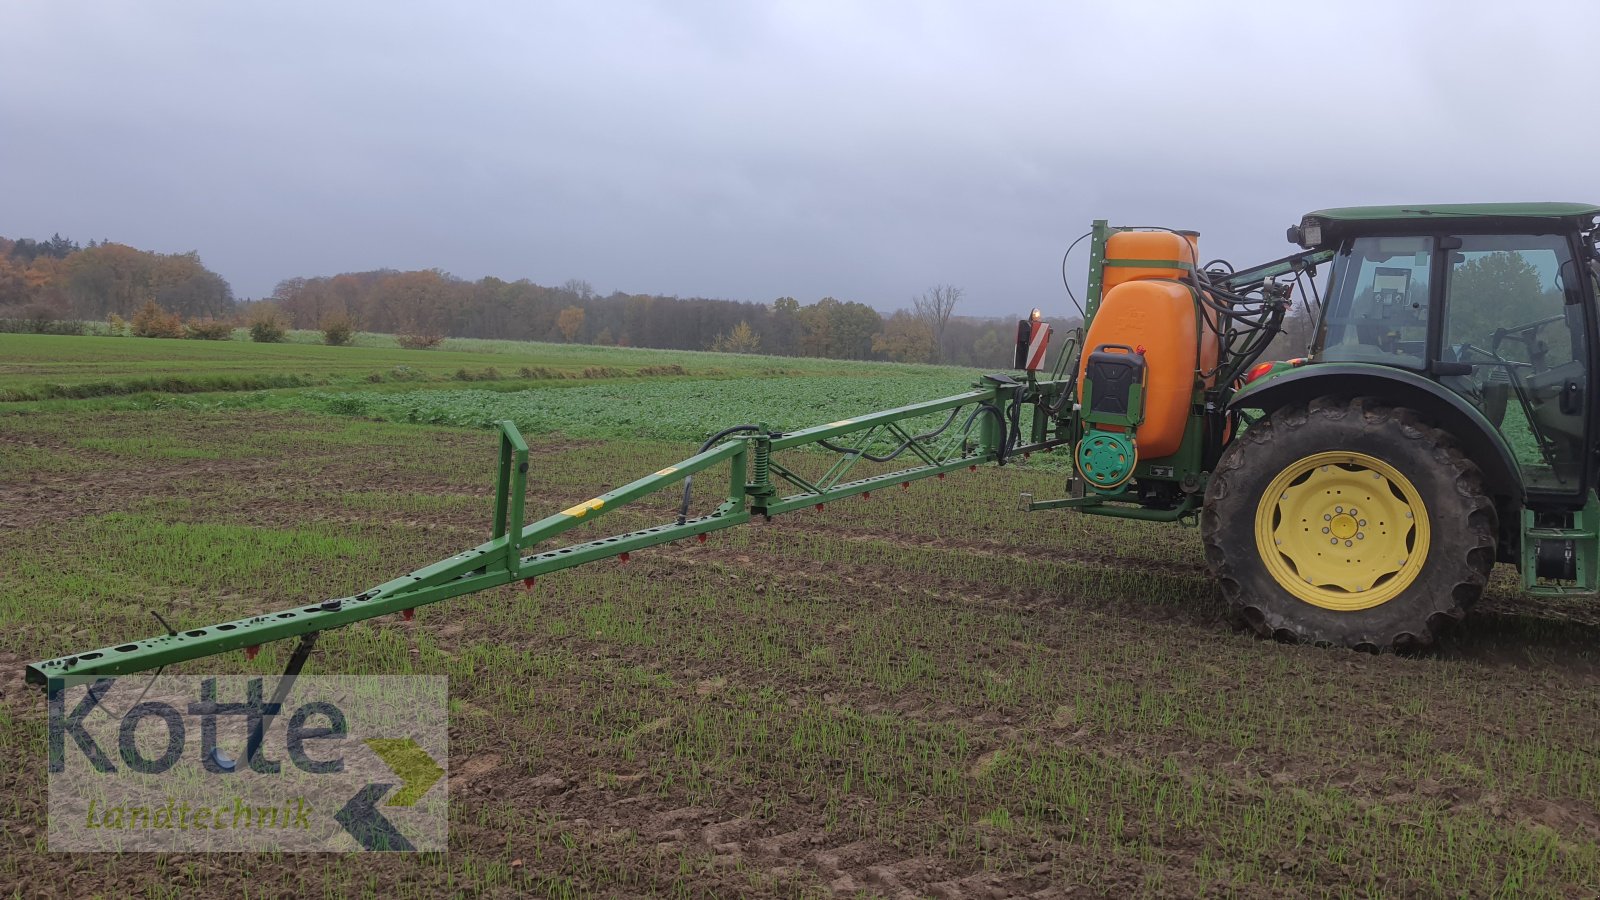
(26, 377, 1068, 688)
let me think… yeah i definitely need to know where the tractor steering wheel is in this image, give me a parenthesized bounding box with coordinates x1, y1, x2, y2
(1490, 314, 1565, 374)
(1457, 342, 1532, 369)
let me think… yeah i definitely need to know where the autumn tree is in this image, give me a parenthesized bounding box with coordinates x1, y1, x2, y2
(767, 296, 799, 355)
(367, 269, 459, 338)
(796, 299, 836, 357)
(23, 255, 70, 311)
(872, 311, 936, 363)
(276, 272, 385, 329)
(56, 242, 233, 320)
(273, 277, 318, 326)
(65, 243, 149, 318)
(825, 298, 883, 360)
(247, 303, 288, 343)
(621, 294, 654, 343)
(561, 278, 596, 301)
(152, 252, 233, 318)
(913, 285, 962, 362)
(131, 299, 184, 338)
(712, 320, 761, 353)
(556, 305, 585, 342)
(0, 256, 30, 308)
(321, 313, 356, 346)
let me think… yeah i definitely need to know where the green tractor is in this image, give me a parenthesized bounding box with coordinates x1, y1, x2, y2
(1056, 201, 1593, 650)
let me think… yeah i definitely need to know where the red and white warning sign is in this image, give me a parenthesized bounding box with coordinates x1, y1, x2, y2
(1024, 321, 1052, 371)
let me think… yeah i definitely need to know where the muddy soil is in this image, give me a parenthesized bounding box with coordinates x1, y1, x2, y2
(4, 410, 1599, 898)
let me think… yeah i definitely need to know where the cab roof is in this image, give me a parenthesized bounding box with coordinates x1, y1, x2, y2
(1293, 202, 1600, 248)
(1307, 202, 1600, 222)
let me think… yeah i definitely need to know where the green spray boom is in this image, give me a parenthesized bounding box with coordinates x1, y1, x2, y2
(26, 369, 1079, 690)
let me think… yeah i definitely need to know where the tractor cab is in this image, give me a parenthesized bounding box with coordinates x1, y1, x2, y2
(1292, 203, 1599, 499)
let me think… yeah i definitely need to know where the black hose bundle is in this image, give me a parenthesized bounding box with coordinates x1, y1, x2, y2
(1182, 262, 1292, 403)
(676, 424, 762, 525)
(818, 401, 1012, 466)
(816, 406, 962, 463)
(976, 401, 1010, 465)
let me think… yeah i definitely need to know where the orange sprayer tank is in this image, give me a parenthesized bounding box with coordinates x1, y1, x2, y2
(1100, 230, 1197, 293)
(1079, 230, 1219, 459)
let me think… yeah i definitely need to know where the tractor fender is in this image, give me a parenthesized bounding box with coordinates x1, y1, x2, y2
(1228, 363, 1523, 503)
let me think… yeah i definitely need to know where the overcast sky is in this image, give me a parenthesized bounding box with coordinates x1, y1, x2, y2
(3, 1, 1596, 317)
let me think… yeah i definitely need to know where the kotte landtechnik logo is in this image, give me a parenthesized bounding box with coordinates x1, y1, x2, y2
(48, 675, 447, 851)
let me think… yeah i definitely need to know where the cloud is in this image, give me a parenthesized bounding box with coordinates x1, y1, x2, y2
(3, 0, 1596, 316)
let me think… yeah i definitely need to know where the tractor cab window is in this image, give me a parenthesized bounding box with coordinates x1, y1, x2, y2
(1441, 233, 1588, 491)
(1319, 236, 1432, 369)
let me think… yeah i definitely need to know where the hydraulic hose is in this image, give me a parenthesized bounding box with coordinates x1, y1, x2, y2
(974, 401, 1009, 465)
(816, 407, 962, 463)
(677, 424, 762, 524)
(1006, 391, 1023, 457)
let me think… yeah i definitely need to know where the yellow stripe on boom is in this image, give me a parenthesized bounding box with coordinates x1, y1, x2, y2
(561, 498, 605, 518)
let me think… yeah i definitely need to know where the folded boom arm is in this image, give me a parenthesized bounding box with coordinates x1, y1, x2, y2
(26, 376, 1070, 689)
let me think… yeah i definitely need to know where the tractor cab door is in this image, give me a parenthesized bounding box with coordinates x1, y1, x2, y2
(1319, 235, 1434, 370)
(1439, 232, 1591, 495)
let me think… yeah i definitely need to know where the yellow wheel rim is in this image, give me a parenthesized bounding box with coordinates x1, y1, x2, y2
(1253, 451, 1430, 611)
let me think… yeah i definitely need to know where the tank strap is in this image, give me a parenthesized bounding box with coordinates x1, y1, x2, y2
(1103, 258, 1194, 271)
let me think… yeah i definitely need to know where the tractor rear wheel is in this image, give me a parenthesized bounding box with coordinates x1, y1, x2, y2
(1202, 396, 1496, 650)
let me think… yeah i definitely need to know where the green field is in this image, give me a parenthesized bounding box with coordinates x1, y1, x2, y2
(3, 333, 1599, 897)
(0, 332, 958, 402)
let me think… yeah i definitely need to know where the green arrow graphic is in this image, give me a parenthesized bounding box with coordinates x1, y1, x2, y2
(364, 738, 444, 807)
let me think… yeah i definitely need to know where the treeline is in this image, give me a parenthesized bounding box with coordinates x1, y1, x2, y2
(265, 270, 1028, 366)
(1, 231, 1039, 366)
(0, 234, 234, 324)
